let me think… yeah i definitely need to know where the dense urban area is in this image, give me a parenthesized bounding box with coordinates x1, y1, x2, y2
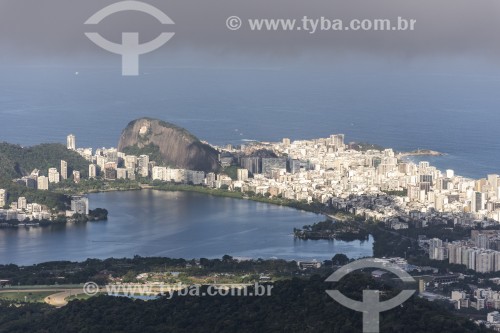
(2, 128, 500, 331)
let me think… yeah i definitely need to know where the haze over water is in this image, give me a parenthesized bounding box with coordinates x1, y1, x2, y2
(0, 67, 499, 179)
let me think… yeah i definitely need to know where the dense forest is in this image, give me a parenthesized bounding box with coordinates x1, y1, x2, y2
(0, 274, 492, 333)
(0, 142, 90, 179)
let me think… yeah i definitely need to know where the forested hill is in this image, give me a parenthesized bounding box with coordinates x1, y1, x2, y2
(0, 142, 90, 179)
(0, 275, 492, 333)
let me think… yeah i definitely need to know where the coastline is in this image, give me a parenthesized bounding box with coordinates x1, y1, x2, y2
(397, 149, 445, 157)
(83, 182, 330, 216)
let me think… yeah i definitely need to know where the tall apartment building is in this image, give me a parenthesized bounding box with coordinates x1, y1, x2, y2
(17, 197, 27, 210)
(429, 238, 447, 260)
(48, 168, 60, 184)
(261, 158, 287, 177)
(37, 176, 49, 190)
(73, 171, 81, 183)
(67, 134, 76, 150)
(61, 160, 68, 180)
(71, 196, 89, 215)
(237, 168, 249, 182)
(240, 157, 261, 175)
(89, 164, 97, 179)
(138, 155, 149, 178)
(0, 189, 6, 207)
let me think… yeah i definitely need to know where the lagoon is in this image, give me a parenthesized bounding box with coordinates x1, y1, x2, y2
(0, 190, 373, 265)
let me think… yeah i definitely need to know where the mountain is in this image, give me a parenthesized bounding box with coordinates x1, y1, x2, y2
(0, 142, 90, 179)
(118, 118, 220, 172)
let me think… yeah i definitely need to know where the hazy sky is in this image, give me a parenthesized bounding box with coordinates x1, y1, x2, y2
(0, 0, 499, 70)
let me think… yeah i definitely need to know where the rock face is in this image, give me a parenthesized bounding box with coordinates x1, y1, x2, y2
(118, 118, 220, 172)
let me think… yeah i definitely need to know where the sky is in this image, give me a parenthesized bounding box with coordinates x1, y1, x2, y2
(0, 0, 499, 70)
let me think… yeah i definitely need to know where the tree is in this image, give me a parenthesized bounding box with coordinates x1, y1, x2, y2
(332, 253, 350, 266)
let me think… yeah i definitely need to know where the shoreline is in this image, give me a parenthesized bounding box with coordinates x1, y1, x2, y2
(77, 183, 355, 219)
(397, 149, 445, 157)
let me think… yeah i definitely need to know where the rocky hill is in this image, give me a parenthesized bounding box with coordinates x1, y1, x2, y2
(117, 118, 220, 172)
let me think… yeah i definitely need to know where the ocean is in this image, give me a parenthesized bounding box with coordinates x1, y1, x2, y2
(0, 67, 499, 179)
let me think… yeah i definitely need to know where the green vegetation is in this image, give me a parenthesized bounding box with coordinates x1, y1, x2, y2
(52, 179, 141, 194)
(383, 189, 408, 197)
(0, 178, 70, 211)
(348, 142, 385, 152)
(294, 220, 370, 241)
(222, 165, 240, 180)
(366, 222, 419, 258)
(122, 144, 166, 166)
(155, 183, 245, 199)
(0, 142, 90, 179)
(0, 274, 492, 333)
(0, 291, 56, 303)
(0, 256, 317, 286)
(398, 224, 471, 242)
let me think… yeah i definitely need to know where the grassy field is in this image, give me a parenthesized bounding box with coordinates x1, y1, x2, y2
(65, 293, 95, 301)
(0, 291, 58, 303)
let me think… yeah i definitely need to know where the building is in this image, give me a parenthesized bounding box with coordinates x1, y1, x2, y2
(104, 167, 117, 180)
(186, 170, 205, 185)
(0, 189, 6, 207)
(17, 197, 27, 210)
(429, 238, 448, 260)
(48, 168, 60, 184)
(124, 155, 138, 169)
(89, 164, 97, 179)
(116, 168, 128, 180)
(487, 311, 500, 323)
(237, 168, 249, 182)
(261, 158, 287, 177)
(240, 157, 260, 175)
(60, 160, 68, 180)
(138, 155, 149, 178)
(152, 166, 167, 181)
(330, 134, 345, 149)
(472, 191, 486, 212)
(73, 171, 81, 183)
(71, 196, 89, 215)
(67, 134, 76, 150)
(37, 176, 49, 190)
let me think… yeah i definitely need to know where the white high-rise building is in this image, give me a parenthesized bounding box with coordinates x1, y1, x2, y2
(138, 155, 150, 178)
(116, 168, 128, 180)
(48, 168, 60, 184)
(61, 160, 68, 180)
(152, 166, 167, 181)
(429, 238, 446, 260)
(71, 196, 89, 215)
(89, 164, 97, 179)
(37, 176, 49, 190)
(17, 197, 27, 210)
(73, 171, 81, 183)
(0, 189, 6, 207)
(67, 134, 76, 150)
(237, 169, 249, 182)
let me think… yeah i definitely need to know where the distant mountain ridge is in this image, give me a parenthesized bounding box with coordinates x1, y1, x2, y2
(118, 118, 220, 173)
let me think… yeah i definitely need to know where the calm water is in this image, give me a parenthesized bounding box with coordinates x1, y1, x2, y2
(0, 190, 374, 265)
(0, 68, 499, 178)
